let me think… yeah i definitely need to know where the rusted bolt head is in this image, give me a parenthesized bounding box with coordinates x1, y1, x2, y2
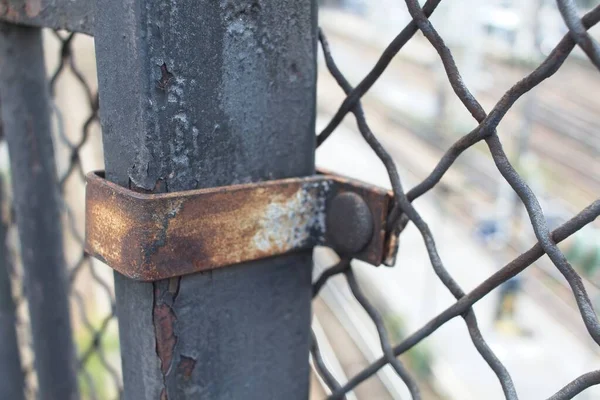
(326, 192, 374, 255)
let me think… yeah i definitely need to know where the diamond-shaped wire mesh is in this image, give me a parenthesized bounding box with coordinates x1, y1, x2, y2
(49, 31, 122, 400)
(311, 1, 600, 399)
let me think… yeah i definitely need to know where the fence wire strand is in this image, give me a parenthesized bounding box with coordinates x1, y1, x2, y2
(312, 2, 600, 399)
(50, 31, 122, 400)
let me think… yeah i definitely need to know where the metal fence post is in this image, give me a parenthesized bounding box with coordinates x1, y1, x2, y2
(0, 23, 80, 400)
(94, 1, 317, 398)
(0, 175, 25, 400)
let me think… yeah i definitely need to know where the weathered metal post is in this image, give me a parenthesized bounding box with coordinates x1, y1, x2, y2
(94, 1, 317, 398)
(0, 23, 79, 400)
(0, 175, 25, 400)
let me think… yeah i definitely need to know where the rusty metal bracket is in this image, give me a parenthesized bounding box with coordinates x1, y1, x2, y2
(85, 170, 397, 281)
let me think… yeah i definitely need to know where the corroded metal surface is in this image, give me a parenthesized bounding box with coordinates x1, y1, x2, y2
(85, 171, 394, 281)
(328, 173, 393, 267)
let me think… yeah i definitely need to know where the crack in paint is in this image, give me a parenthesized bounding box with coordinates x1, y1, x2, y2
(152, 277, 181, 399)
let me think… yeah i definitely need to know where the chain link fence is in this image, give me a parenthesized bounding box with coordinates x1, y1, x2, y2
(311, 1, 600, 399)
(0, 1, 599, 399)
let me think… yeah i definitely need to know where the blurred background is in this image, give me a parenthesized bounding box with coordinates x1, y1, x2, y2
(0, 0, 598, 399)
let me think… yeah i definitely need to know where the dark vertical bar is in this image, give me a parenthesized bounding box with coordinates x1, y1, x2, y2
(0, 23, 79, 400)
(0, 175, 25, 400)
(94, 0, 317, 398)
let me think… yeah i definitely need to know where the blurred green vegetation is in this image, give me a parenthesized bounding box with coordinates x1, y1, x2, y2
(384, 313, 433, 379)
(75, 317, 120, 400)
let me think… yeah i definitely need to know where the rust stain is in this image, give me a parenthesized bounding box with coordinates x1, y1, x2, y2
(141, 180, 315, 273)
(85, 174, 136, 270)
(24, 0, 42, 18)
(177, 355, 196, 380)
(153, 279, 180, 399)
(153, 299, 177, 375)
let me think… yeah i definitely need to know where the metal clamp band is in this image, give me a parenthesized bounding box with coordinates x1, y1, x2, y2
(85, 170, 397, 281)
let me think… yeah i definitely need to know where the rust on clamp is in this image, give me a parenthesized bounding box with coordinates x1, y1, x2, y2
(85, 170, 397, 281)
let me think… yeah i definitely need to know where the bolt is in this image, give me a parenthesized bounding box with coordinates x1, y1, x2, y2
(326, 192, 374, 255)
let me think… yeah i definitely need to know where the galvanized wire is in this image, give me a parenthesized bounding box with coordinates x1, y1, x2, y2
(312, 2, 600, 399)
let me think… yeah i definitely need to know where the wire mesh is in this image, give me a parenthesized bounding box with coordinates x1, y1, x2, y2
(311, 2, 600, 400)
(0, 31, 121, 399)
(50, 31, 121, 400)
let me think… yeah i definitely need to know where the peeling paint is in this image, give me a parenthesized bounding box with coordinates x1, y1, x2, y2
(128, 154, 153, 191)
(252, 184, 324, 253)
(153, 278, 181, 399)
(177, 355, 196, 380)
(153, 301, 177, 375)
(145, 198, 185, 261)
(156, 63, 174, 91)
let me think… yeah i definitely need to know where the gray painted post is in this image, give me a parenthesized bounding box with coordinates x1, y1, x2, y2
(0, 23, 79, 400)
(94, 1, 317, 399)
(0, 175, 25, 400)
